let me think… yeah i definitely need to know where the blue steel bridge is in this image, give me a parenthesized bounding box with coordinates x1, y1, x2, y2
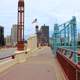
(0, 16, 80, 80)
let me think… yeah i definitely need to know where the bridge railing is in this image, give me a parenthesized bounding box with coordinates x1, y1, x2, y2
(51, 16, 80, 80)
(0, 50, 28, 73)
(56, 48, 80, 64)
(56, 47, 80, 80)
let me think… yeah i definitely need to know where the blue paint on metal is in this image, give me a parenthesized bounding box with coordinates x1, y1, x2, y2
(52, 16, 78, 63)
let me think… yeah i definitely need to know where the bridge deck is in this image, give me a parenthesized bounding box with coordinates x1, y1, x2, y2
(0, 47, 66, 80)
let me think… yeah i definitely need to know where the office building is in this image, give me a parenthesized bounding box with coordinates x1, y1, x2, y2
(5, 35, 11, 46)
(0, 26, 5, 47)
(11, 24, 17, 46)
(35, 24, 49, 46)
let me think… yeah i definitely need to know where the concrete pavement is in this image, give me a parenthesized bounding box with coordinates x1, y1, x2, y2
(0, 46, 66, 80)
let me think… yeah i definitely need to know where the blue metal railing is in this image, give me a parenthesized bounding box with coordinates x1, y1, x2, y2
(51, 16, 78, 63)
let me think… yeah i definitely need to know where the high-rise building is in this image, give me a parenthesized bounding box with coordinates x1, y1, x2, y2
(40, 24, 49, 46)
(0, 26, 5, 47)
(35, 24, 49, 47)
(11, 24, 17, 46)
(5, 35, 11, 47)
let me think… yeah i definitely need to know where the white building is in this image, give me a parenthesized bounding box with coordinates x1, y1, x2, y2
(27, 35, 37, 50)
(11, 24, 17, 46)
(5, 35, 12, 46)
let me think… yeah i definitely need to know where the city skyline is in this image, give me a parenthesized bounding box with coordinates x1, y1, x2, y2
(0, 0, 80, 37)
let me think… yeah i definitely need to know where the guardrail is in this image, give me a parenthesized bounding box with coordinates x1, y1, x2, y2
(0, 48, 39, 73)
(56, 48, 80, 80)
(0, 50, 27, 60)
(0, 50, 28, 73)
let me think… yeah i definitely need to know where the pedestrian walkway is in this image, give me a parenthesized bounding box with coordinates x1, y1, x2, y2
(0, 46, 67, 80)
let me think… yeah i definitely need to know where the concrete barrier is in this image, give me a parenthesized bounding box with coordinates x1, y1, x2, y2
(15, 51, 27, 63)
(0, 50, 27, 73)
(0, 59, 16, 73)
(0, 47, 39, 73)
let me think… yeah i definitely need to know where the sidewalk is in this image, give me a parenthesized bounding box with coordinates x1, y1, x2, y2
(0, 46, 66, 80)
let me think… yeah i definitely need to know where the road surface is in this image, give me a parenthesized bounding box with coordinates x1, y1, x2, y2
(0, 46, 66, 80)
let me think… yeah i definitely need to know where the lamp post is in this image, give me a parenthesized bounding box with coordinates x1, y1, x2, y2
(32, 18, 39, 47)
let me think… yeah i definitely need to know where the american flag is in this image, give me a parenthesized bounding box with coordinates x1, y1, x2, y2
(32, 18, 37, 24)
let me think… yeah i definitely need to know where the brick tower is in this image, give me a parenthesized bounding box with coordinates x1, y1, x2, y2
(17, 0, 24, 50)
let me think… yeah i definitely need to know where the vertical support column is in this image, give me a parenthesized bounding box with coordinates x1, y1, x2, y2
(64, 24, 67, 48)
(70, 16, 77, 63)
(17, 0, 24, 50)
(77, 53, 80, 65)
(67, 25, 70, 49)
(59, 31, 61, 47)
(53, 24, 59, 53)
(35, 25, 39, 47)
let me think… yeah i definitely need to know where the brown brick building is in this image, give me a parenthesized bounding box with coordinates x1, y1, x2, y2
(35, 24, 49, 47)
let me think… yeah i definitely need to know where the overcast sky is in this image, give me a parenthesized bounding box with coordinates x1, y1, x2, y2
(0, 0, 80, 37)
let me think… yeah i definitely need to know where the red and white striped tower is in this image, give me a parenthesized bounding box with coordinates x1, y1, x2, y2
(17, 0, 24, 50)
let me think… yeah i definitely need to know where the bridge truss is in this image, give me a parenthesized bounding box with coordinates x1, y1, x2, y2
(52, 16, 77, 63)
